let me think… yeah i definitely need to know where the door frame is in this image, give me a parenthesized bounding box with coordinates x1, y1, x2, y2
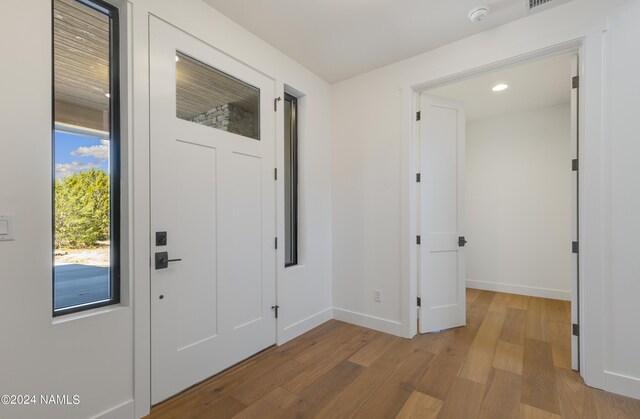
(400, 21, 609, 390)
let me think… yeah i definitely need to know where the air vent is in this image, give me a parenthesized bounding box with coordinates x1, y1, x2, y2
(528, 0, 553, 8)
(525, 0, 570, 12)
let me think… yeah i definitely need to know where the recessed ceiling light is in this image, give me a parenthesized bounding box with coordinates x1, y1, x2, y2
(492, 83, 509, 92)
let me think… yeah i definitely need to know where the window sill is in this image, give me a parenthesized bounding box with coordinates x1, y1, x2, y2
(52, 303, 130, 325)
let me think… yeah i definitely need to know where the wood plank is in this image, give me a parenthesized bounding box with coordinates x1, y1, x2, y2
(395, 391, 443, 419)
(500, 308, 526, 345)
(555, 368, 586, 419)
(278, 361, 364, 417)
(348, 331, 398, 367)
(282, 328, 374, 394)
(519, 403, 561, 419)
(492, 340, 524, 375)
(315, 338, 417, 419)
(478, 369, 521, 419)
(525, 297, 549, 342)
(508, 294, 529, 310)
(547, 321, 571, 369)
(436, 377, 486, 419)
(231, 387, 301, 419)
(521, 339, 560, 415)
(459, 309, 507, 384)
(415, 325, 477, 400)
(353, 349, 435, 418)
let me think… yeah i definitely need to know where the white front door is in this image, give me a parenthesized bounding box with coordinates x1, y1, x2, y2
(418, 94, 466, 333)
(150, 18, 277, 404)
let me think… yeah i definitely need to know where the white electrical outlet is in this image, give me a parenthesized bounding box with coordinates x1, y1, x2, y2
(373, 289, 382, 303)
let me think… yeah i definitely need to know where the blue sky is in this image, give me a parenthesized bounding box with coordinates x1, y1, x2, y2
(55, 131, 110, 179)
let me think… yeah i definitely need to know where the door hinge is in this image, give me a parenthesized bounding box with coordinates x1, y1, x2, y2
(271, 305, 280, 319)
(417, 297, 422, 307)
(572, 241, 579, 254)
(274, 168, 278, 180)
(458, 236, 467, 247)
(416, 235, 421, 245)
(572, 76, 579, 89)
(275, 237, 278, 249)
(416, 173, 421, 182)
(572, 323, 579, 336)
(274, 96, 282, 111)
(572, 159, 578, 172)
(416, 111, 421, 121)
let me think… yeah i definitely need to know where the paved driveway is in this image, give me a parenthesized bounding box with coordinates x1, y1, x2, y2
(54, 264, 110, 310)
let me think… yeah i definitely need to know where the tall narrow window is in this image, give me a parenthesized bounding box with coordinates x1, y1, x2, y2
(52, 0, 120, 315)
(284, 93, 298, 266)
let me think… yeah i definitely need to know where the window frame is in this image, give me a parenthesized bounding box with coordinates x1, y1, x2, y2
(51, 0, 121, 316)
(284, 93, 298, 267)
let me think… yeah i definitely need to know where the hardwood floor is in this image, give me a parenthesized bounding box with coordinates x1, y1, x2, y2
(146, 290, 640, 419)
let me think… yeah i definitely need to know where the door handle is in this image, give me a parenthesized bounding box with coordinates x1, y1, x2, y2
(155, 251, 182, 270)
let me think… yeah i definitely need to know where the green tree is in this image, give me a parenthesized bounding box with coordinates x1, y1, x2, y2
(54, 169, 110, 249)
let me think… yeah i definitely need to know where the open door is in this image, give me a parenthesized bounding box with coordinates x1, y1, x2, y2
(570, 54, 580, 371)
(418, 94, 466, 333)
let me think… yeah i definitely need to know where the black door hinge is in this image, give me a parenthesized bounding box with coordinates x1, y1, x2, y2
(416, 111, 421, 121)
(416, 173, 421, 182)
(274, 97, 282, 111)
(417, 297, 422, 307)
(271, 305, 280, 319)
(274, 168, 278, 180)
(572, 159, 579, 172)
(275, 237, 278, 249)
(572, 241, 579, 254)
(458, 236, 467, 247)
(572, 323, 579, 336)
(572, 76, 579, 89)
(416, 235, 421, 245)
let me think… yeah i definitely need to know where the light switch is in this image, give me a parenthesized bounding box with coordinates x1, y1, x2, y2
(0, 215, 13, 241)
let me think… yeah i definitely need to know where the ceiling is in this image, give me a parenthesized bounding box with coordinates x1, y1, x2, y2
(204, 0, 572, 83)
(427, 52, 573, 121)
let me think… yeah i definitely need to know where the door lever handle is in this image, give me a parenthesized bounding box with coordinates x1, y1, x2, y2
(155, 251, 182, 270)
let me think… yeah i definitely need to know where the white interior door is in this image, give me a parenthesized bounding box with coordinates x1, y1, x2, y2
(150, 18, 276, 404)
(570, 54, 580, 371)
(418, 94, 466, 333)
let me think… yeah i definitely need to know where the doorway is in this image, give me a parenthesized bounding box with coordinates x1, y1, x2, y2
(149, 18, 277, 404)
(415, 51, 580, 370)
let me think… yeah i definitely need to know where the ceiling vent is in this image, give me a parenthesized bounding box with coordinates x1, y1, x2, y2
(525, 0, 571, 12)
(527, 0, 554, 9)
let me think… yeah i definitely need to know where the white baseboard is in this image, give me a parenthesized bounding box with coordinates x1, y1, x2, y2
(603, 370, 640, 400)
(278, 307, 333, 345)
(466, 279, 571, 301)
(332, 307, 402, 336)
(90, 399, 134, 419)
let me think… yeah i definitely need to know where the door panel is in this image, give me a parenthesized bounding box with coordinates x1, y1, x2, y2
(418, 95, 466, 333)
(150, 18, 276, 404)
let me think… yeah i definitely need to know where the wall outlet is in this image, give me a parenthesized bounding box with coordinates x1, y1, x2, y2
(373, 289, 382, 303)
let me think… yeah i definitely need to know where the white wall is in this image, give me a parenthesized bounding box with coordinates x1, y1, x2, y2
(0, 0, 333, 418)
(465, 105, 572, 300)
(331, 0, 640, 398)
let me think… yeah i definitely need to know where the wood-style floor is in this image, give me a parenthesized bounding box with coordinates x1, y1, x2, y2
(147, 290, 640, 419)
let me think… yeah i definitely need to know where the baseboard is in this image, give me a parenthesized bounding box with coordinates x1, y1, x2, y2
(278, 307, 333, 345)
(332, 307, 402, 336)
(89, 399, 134, 419)
(466, 279, 571, 301)
(603, 370, 640, 400)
